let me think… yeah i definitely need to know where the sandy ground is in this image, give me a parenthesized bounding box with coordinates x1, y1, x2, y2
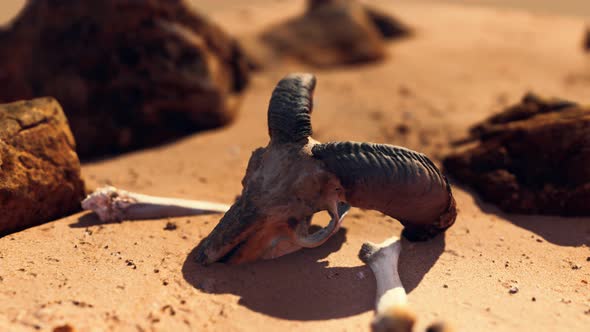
(1, 1, 590, 331)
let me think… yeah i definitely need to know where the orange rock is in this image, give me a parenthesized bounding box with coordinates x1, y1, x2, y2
(0, 98, 85, 234)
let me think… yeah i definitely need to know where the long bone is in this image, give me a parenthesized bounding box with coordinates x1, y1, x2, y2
(81, 186, 230, 222)
(359, 236, 416, 332)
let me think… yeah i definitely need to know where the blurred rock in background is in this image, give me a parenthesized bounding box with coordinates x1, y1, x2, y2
(444, 93, 590, 216)
(0, 0, 250, 159)
(243, 0, 411, 69)
(0, 98, 85, 235)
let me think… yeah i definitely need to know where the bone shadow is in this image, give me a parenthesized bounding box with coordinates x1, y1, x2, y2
(452, 182, 590, 247)
(181, 227, 445, 321)
(69, 211, 222, 228)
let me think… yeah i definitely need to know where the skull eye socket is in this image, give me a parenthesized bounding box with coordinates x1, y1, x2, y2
(292, 202, 351, 248)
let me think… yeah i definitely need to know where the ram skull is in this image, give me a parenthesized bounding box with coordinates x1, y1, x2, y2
(195, 73, 457, 265)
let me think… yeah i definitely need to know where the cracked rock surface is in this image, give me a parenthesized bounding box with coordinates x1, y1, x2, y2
(0, 0, 250, 158)
(0, 97, 85, 234)
(444, 93, 590, 216)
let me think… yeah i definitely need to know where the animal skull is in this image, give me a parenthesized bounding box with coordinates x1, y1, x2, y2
(195, 73, 457, 265)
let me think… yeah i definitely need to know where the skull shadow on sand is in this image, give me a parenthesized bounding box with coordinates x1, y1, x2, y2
(182, 227, 445, 321)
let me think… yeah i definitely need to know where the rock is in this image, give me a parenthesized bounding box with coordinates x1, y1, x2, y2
(245, 0, 410, 68)
(444, 93, 590, 216)
(0, 0, 250, 158)
(0, 98, 85, 235)
(585, 28, 590, 51)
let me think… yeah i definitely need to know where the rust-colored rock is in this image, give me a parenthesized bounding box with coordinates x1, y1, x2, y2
(0, 0, 250, 158)
(444, 93, 590, 216)
(0, 98, 85, 235)
(246, 0, 410, 68)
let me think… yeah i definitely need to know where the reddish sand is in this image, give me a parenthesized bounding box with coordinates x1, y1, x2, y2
(1, 1, 589, 331)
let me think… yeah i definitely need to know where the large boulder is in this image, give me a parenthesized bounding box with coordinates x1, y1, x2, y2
(0, 0, 250, 158)
(0, 98, 85, 235)
(245, 0, 410, 68)
(444, 93, 590, 216)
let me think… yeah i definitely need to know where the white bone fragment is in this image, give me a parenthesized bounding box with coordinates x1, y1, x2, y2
(81, 186, 230, 222)
(359, 236, 416, 332)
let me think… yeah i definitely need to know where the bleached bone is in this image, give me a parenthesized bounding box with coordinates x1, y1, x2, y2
(81, 186, 230, 222)
(359, 236, 416, 332)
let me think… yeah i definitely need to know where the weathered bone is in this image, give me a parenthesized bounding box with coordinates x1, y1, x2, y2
(359, 236, 416, 332)
(81, 186, 230, 222)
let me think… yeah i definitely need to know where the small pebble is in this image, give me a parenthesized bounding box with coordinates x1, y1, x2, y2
(532, 297, 536, 302)
(164, 222, 177, 231)
(509, 286, 519, 294)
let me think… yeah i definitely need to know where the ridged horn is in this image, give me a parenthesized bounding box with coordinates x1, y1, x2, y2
(267, 73, 316, 144)
(312, 141, 457, 240)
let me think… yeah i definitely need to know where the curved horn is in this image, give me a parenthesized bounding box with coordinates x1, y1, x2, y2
(312, 142, 457, 240)
(293, 202, 350, 248)
(267, 73, 316, 144)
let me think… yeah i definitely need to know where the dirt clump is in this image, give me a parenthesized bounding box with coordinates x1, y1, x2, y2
(0, 98, 85, 235)
(444, 93, 590, 216)
(0, 0, 250, 158)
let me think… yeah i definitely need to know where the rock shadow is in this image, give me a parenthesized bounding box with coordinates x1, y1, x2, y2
(455, 182, 590, 247)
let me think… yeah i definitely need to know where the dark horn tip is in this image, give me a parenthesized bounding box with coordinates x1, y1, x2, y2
(267, 72, 317, 143)
(401, 193, 457, 242)
(284, 72, 316, 83)
(275, 73, 317, 97)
